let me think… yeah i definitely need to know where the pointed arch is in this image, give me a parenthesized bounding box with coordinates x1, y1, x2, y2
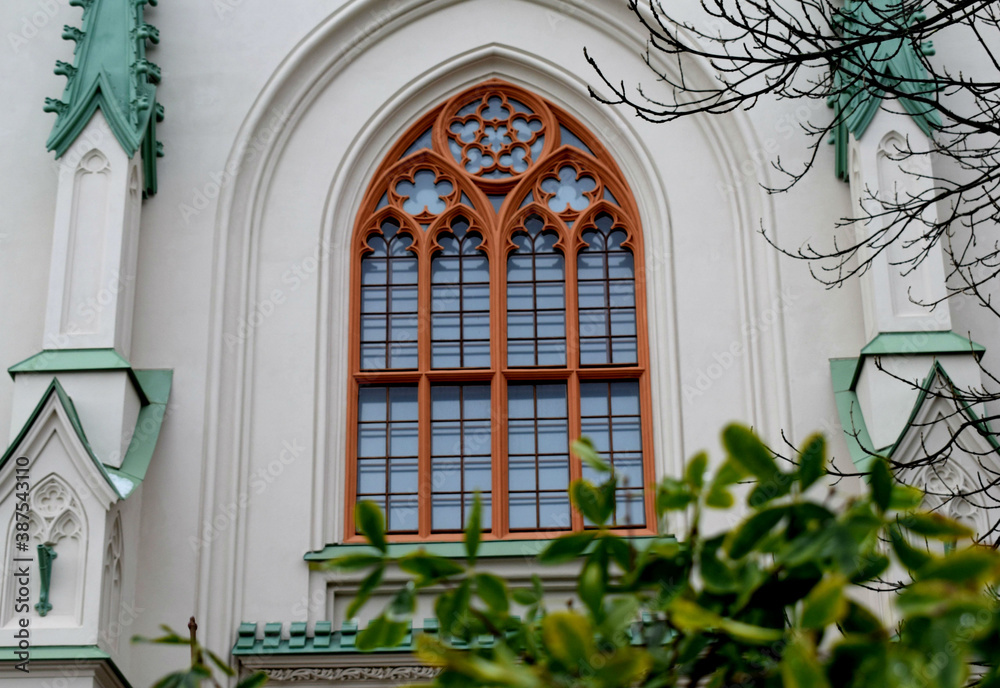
(346, 80, 653, 541)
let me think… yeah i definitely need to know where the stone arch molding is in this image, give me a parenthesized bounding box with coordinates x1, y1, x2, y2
(199, 0, 788, 654)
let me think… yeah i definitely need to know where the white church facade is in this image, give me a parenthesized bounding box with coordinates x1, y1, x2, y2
(0, 1, 994, 686)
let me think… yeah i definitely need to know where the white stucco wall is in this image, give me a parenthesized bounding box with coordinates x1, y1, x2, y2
(3, 1, 987, 686)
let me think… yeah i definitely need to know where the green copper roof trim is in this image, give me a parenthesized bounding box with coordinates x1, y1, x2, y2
(0, 369, 172, 500)
(234, 612, 660, 657)
(0, 378, 122, 499)
(829, 0, 941, 179)
(886, 360, 1000, 457)
(44, 0, 164, 196)
(111, 369, 172, 496)
(830, 357, 882, 473)
(305, 536, 663, 565)
(9, 349, 149, 405)
(0, 645, 109, 661)
(861, 331, 984, 357)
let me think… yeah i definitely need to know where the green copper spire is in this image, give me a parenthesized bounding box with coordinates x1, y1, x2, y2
(44, 0, 164, 195)
(829, 0, 940, 179)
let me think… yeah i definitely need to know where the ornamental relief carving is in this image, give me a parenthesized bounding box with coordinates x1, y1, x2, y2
(260, 666, 441, 683)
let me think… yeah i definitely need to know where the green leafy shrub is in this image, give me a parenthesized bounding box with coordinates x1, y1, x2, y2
(332, 424, 1000, 688)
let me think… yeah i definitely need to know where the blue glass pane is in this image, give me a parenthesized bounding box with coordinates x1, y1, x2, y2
(580, 340, 609, 366)
(360, 344, 385, 370)
(537, 343, 566, 367)
(611, 338, 638, 364)
(611, 310, 637, 336)
(509, 495, 537, 530)
(361, 259, 387, 285)
(431, 385, 491, 532)
(541, 166, 596, 213)
(464, 284, 490, 311)
(539, 494, 571, 530)
(578, 381, 644, 527)
(389, 387, 419, 420)
(358, 459, 385, 494)
(389, 457, 418, 492)
(608, 281, 635, 307)
(507, 344, 537, 367)
(578, 282, 606, 309)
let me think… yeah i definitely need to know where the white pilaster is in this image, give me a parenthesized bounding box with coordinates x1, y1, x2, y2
(43, 110, 143, 358)
(848, 109, 951, 341)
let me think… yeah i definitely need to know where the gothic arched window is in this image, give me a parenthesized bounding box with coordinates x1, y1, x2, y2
(348, 80, 653, 541)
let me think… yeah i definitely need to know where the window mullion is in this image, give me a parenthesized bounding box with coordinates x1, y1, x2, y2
(418, 238, 432, 538)
(565, 232, 584, 531)
(492, 231, 508, 538)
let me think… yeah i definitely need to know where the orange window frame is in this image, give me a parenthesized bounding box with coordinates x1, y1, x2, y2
(344, 80, 656, 542)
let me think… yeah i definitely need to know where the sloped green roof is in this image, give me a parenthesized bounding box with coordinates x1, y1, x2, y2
(830, 0, 941, 179)
(0, 378, 123, 498)
(44, 0, 164, 195)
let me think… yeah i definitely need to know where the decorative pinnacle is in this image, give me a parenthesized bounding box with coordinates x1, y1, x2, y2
(68, 0, 94, 8)
(134, 58, 161, 84)
(155, 102, 165, 122)
(61, 25, 85, 42)
(43, 98, 69, 115)
(136, 23, 159, 44)
(53, 61, 77, 78)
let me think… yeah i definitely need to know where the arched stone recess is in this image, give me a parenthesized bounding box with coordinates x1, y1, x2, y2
(100, 510, 124, 654)
(199, 0, 786, 653)
(1, 472, 88, 628)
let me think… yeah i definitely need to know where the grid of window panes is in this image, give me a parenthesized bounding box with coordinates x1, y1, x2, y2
(578, 214, 638, 366)
(430, 385, 492, 531)
(580, 380, 645, 527)
(507, 216, 566, 367)
(431, 218, 490, 368)
(360, 220, 419, 370)
(356, 386, 419, 533)
(508, 383, 571, 530)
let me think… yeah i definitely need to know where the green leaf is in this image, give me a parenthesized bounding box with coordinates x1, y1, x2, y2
(889, 483, 924, 511)
(325, 553, 385, 571)
(538, 531, 596, 564)
(542, 612, 594, 667)
(889, 524, 933, 572)
(919, 547, 1000, 583)
(722, 424, 778, 480)
(705, 458, 748, 509)
(870, 456, 893, 513)
(727, 506, 788, 559)
(670, 598, 782, 643)
(700, 536, 738, 593)
(476, 573, 509, 614)
(235, 673, 269, 688)
(346, 564, 384, 620)
(899, 512, 974, 540)
(511, 588, 538, 606)
(685, 452, 709, 491)
(801, 574, 848, 629)
(594, 648, 652, 688)
(236, 673, 269, 688)
(357, 615, 409, 651)
(398, 552, 465, 583)
(656, 478, 695, 513)
(572, 437, 611, 473)
(570, 479, 612, 526)
(840, 600, 884, 635)
(578, 558, 606, 617)
(206, 648, 236, 677)
(465, 493, 482, 565)
(388, 581, 416, 622)
(781, 634, 830, 688)
(797, 433, 826, 490)
(436, 579, 472, 638)
(355, 501, 387, 553)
